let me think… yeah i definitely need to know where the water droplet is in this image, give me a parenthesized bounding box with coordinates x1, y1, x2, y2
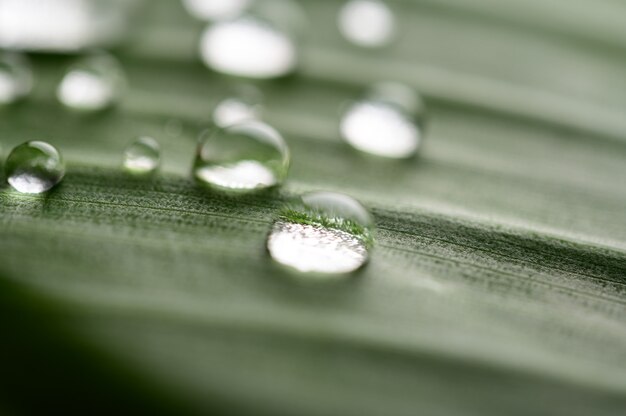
(123, 136, 160, 175)
(182, 0, 251, 21)
(5, 141, 65, 194)
(199, 1, 303, 79)
(193, 121, 290, 192)
(0, 0, 132, 52)
(338, 0, 395, 48)
(267, 192, 374, 275)
(340, 82, 423, 158)
(0, 52, 33, 104)
(57, 52, 126, 112)
(213, 86, 263, 127)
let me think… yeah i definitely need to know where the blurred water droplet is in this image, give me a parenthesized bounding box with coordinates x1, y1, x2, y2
(5, 141, 65, 194)
(340, 82, 423, 158)
(199, 0, 304, 79)
(182, 0, 250, 21)
(267, 192, 374, 275)
(193, 121, 290, 192)
(0, 0, 133, 52)
(213, 86, 263, 127)
(123, 136, 160, 175)
(0, 52, 32, 104)
(338, 0, 395, 48)
(57, 52, 126, 112)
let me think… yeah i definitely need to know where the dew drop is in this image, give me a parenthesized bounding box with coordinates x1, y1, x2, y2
(340, 82, 423, 158)
(57, 52, 126, 112)
(193, 121, 290, 192)
(198, 1, 302, 79)
(0, 52, 33, 104)
(5, 141, 65, 194)
(182, 0, 251, 21)
(267, 192, 374, 276)
(212, 86, 263, 127)
(123, 136, 160, 175)
(0, 0, 132, 52)
(338, 0, 395, 48)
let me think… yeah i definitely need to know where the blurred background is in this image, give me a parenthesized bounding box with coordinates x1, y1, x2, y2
(0, 0, 625, 415)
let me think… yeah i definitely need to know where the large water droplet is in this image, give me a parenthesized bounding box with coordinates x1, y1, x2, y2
(182, 0, 251, 21)
(199, 1, 301, 79)
(338, 0, 395, 48)
(57, 52, 125, 112)
(213, 86, 263, 128)
(340, 82, 423, 158)
(0, 52, 32, 104)
(5, 141, 65, 194)
(267, 192, 374, 276)
(0, 0, 133, 52)
(123, 136, 160, 175)
(193, 121, 290, 192)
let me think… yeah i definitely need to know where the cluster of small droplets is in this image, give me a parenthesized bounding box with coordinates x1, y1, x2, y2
(2, 0, 416, 278)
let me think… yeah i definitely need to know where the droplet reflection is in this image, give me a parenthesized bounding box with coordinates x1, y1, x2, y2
(182, 0, 250, 21)
(123, 136, 160, 175)
(213, 86, 263, 127)
(338, 0, 395, 48)
(340, 82, 423, 158)
(0, 0, 131, 52)
(199, 17, 297, 78)
(57, 52, 126, 112)
(5, 141, 65, 194)
(193, 121, 290, 192)
(267, 192, 374, 276)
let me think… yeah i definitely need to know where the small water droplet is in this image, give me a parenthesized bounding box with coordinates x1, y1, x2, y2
(199, 1, 302, 79)
(267, 192, 374, 276)
(57, 52, 126, 112)
(0, 0, 132, 52)
(0, 52, 33, 104)
(123, 136, 160, 175)
(213, 86, 263, 127)
(338, 0, 395, 48)
(5, 141, 65, 194)
(340, 82, 423, 158)
(182, 0, 251, 21)
(193, 121, 290, 192)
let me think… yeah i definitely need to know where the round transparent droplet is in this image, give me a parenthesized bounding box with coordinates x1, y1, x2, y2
(0, 52, 33, 104)
(123, 136, 160, 175)
(267, 192, 374, 276)
(340, 82, 423, 158)
(213, 86, 263, 128)
(199, 0, 302, 79)
(338, 0, 395, 48)
(5, 141, 65, 194)
(57, 52, 126, 112)
(0, 0, 133, 52)
(182, 0, 251, 21)
(193, 121, 290, 192)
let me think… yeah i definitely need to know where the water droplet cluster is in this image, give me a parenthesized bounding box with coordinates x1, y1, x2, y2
(1, 0, 424, 277)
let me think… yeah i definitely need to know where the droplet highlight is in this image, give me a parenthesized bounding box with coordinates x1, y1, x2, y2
(0, 52, 32, 104)
(123, 136, 160, 175)
(5, 141, 65, 194)
(193, 121, 290, 192)
(57, 52, 125, 112)
(0, 0, 132, 52)
(340, 82, 423, 158)
(199, 15, 297, 78)
(267, 192, 374, 276)
(213, 86, 263, 127)
(182, 0, 251, 21)
(338, 0, 395, 48)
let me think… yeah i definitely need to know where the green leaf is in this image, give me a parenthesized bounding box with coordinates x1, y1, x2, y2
(1, 1, 625, 415)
